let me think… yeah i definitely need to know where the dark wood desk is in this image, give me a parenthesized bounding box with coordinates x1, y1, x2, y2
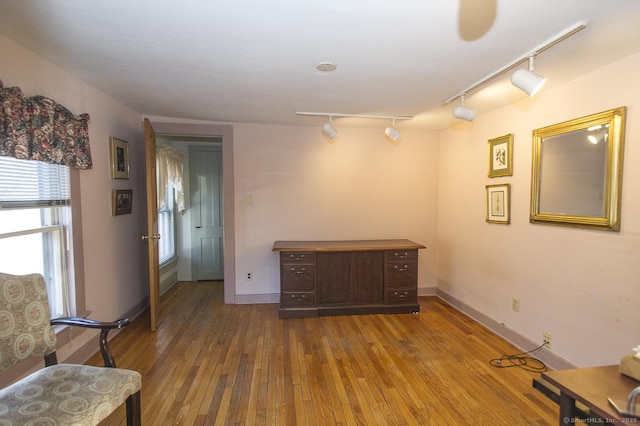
(273, 239, 426, 318)
(542, 365, 640, 424)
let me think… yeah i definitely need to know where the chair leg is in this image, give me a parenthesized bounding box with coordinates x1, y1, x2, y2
(126, 391, 141, 426)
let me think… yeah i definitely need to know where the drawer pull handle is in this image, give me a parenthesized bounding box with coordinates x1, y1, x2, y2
(289, 254, 306, 260)
(394, 265, 409, 272)
(291, 267, 306, 274)
(291, 294, 306, 299)
(394, 251, 409, 258)
(394, 291, 408, 298)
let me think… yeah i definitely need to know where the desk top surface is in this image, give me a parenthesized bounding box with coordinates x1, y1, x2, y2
(272, 239, 426, 252)
(542, 365, 640, 420)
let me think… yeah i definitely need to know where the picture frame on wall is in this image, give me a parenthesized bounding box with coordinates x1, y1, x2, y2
(488, 133, 513, 177)
(110, 137, 130, 179)
(486, 184, 510, 224)
(112, 189, 133, 215)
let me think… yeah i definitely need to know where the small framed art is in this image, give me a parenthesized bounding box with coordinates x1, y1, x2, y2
(112, 189, 133, 216)
(110, 137, 130, 179)
(486, 184, 510, 224)
(488, 134, 513, 177)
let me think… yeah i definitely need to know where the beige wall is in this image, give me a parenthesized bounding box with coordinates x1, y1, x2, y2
(438, 51, 640, 367)
(231, 123, 440, 298)
(0, 34, 147, 363)
(148, 118, 440, 304)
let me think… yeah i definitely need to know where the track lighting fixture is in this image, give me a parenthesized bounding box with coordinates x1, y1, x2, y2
(385, 119, 401, 142)
(442, 22, 586, 117)
(452, 95, 476, 121)
(322, 117, 337, 140)
(296, 112, 413, 140)
(511, 56, 547, 96)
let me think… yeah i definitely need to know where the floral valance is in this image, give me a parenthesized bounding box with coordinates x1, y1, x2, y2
(0, 80, 92, 169)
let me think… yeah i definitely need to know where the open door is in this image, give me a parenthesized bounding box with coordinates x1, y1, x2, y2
(143, 118, 160, 331)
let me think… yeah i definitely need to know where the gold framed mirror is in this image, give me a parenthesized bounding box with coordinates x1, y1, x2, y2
(530, 106, 626, 231)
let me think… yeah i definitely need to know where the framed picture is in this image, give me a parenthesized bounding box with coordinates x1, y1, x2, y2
(110, 137, 130, 179)
(488, 134, 513, 177)
(112, 189, 133, 216)
(486, 184, 510, 224)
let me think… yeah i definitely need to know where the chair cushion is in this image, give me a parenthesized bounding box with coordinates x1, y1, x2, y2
(0, 363, 141, 425)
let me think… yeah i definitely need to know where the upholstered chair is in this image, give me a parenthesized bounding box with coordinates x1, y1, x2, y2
(0, 272, 142, 425)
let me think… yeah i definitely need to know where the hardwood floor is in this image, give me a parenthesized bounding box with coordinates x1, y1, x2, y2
(93, 281, 558, 425)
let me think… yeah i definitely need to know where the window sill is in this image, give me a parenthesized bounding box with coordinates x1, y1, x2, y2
(160, 257, 178, 271)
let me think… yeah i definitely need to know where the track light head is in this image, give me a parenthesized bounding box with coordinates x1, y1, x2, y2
(385, 126, 401, 142)
(511, 69, 547, 96)
(511, 56, 547, 96)
(452, 95, 476, 121)
(322, 121, 337, 140)
(385, 119, 401, 142)
(453, 105, 477, 121)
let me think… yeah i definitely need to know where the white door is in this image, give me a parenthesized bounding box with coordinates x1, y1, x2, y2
(190, 145, 224, 280)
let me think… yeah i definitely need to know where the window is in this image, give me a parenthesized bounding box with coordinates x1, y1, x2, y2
(156, 145, 184, 266)
(0, 156, 73, 318)
(158, 186, 176, 265)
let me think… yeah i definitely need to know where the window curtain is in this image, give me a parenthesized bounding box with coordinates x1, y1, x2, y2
(0, 80, 92, 170)
(157, 144, 185, 212)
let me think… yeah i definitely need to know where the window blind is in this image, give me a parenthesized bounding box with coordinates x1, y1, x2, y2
(0, 156, 71, 208)
(158, 186, 176, 265)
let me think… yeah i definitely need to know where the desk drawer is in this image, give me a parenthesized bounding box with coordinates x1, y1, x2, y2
(384, 261, 418, 286)
(281, 292, 315, 307)
(385, 289, 417, 304)
(385, 250, 418, 261)
(281, 264, 315, 291)
(281, 252, 315, 263)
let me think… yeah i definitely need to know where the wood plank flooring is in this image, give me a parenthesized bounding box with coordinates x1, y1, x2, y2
(92, 281, 558, 425)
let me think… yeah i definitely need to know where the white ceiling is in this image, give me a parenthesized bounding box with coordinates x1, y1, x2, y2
(1, 0, 639, 130)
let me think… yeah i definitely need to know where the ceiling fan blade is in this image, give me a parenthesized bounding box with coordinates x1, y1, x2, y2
(458, 0, 497, 41)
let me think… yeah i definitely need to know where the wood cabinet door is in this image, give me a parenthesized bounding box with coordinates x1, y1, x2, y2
(350, 251, 383, 304)
(316, 251, 384, 306)
(316, 252, 350, 305)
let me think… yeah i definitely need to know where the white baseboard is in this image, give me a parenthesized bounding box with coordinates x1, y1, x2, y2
(235, 293, 279, 304)
(419, 286, 437, 296)
(435, 289, 576, 371)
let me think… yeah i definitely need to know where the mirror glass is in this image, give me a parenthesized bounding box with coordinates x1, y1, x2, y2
(530, 107, 626, 231)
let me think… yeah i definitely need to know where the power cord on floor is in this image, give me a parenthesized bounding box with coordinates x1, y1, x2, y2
(489, 342, 548, 372)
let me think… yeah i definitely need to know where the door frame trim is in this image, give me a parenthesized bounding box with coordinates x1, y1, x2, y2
(148, 121, 236, 304)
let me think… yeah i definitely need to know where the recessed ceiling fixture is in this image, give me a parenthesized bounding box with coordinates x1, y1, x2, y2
(316, 62, 337, 72)
(443, 22, 586, 121)
(296, 112, 413, 141)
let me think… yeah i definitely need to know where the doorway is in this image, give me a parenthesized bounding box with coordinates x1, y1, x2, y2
(150, 121, 236, 304)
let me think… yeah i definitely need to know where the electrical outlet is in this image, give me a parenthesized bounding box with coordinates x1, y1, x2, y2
(246, 272, 253, 281)
(543, 331, 552, 349)
(511, 297, 520, 312)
